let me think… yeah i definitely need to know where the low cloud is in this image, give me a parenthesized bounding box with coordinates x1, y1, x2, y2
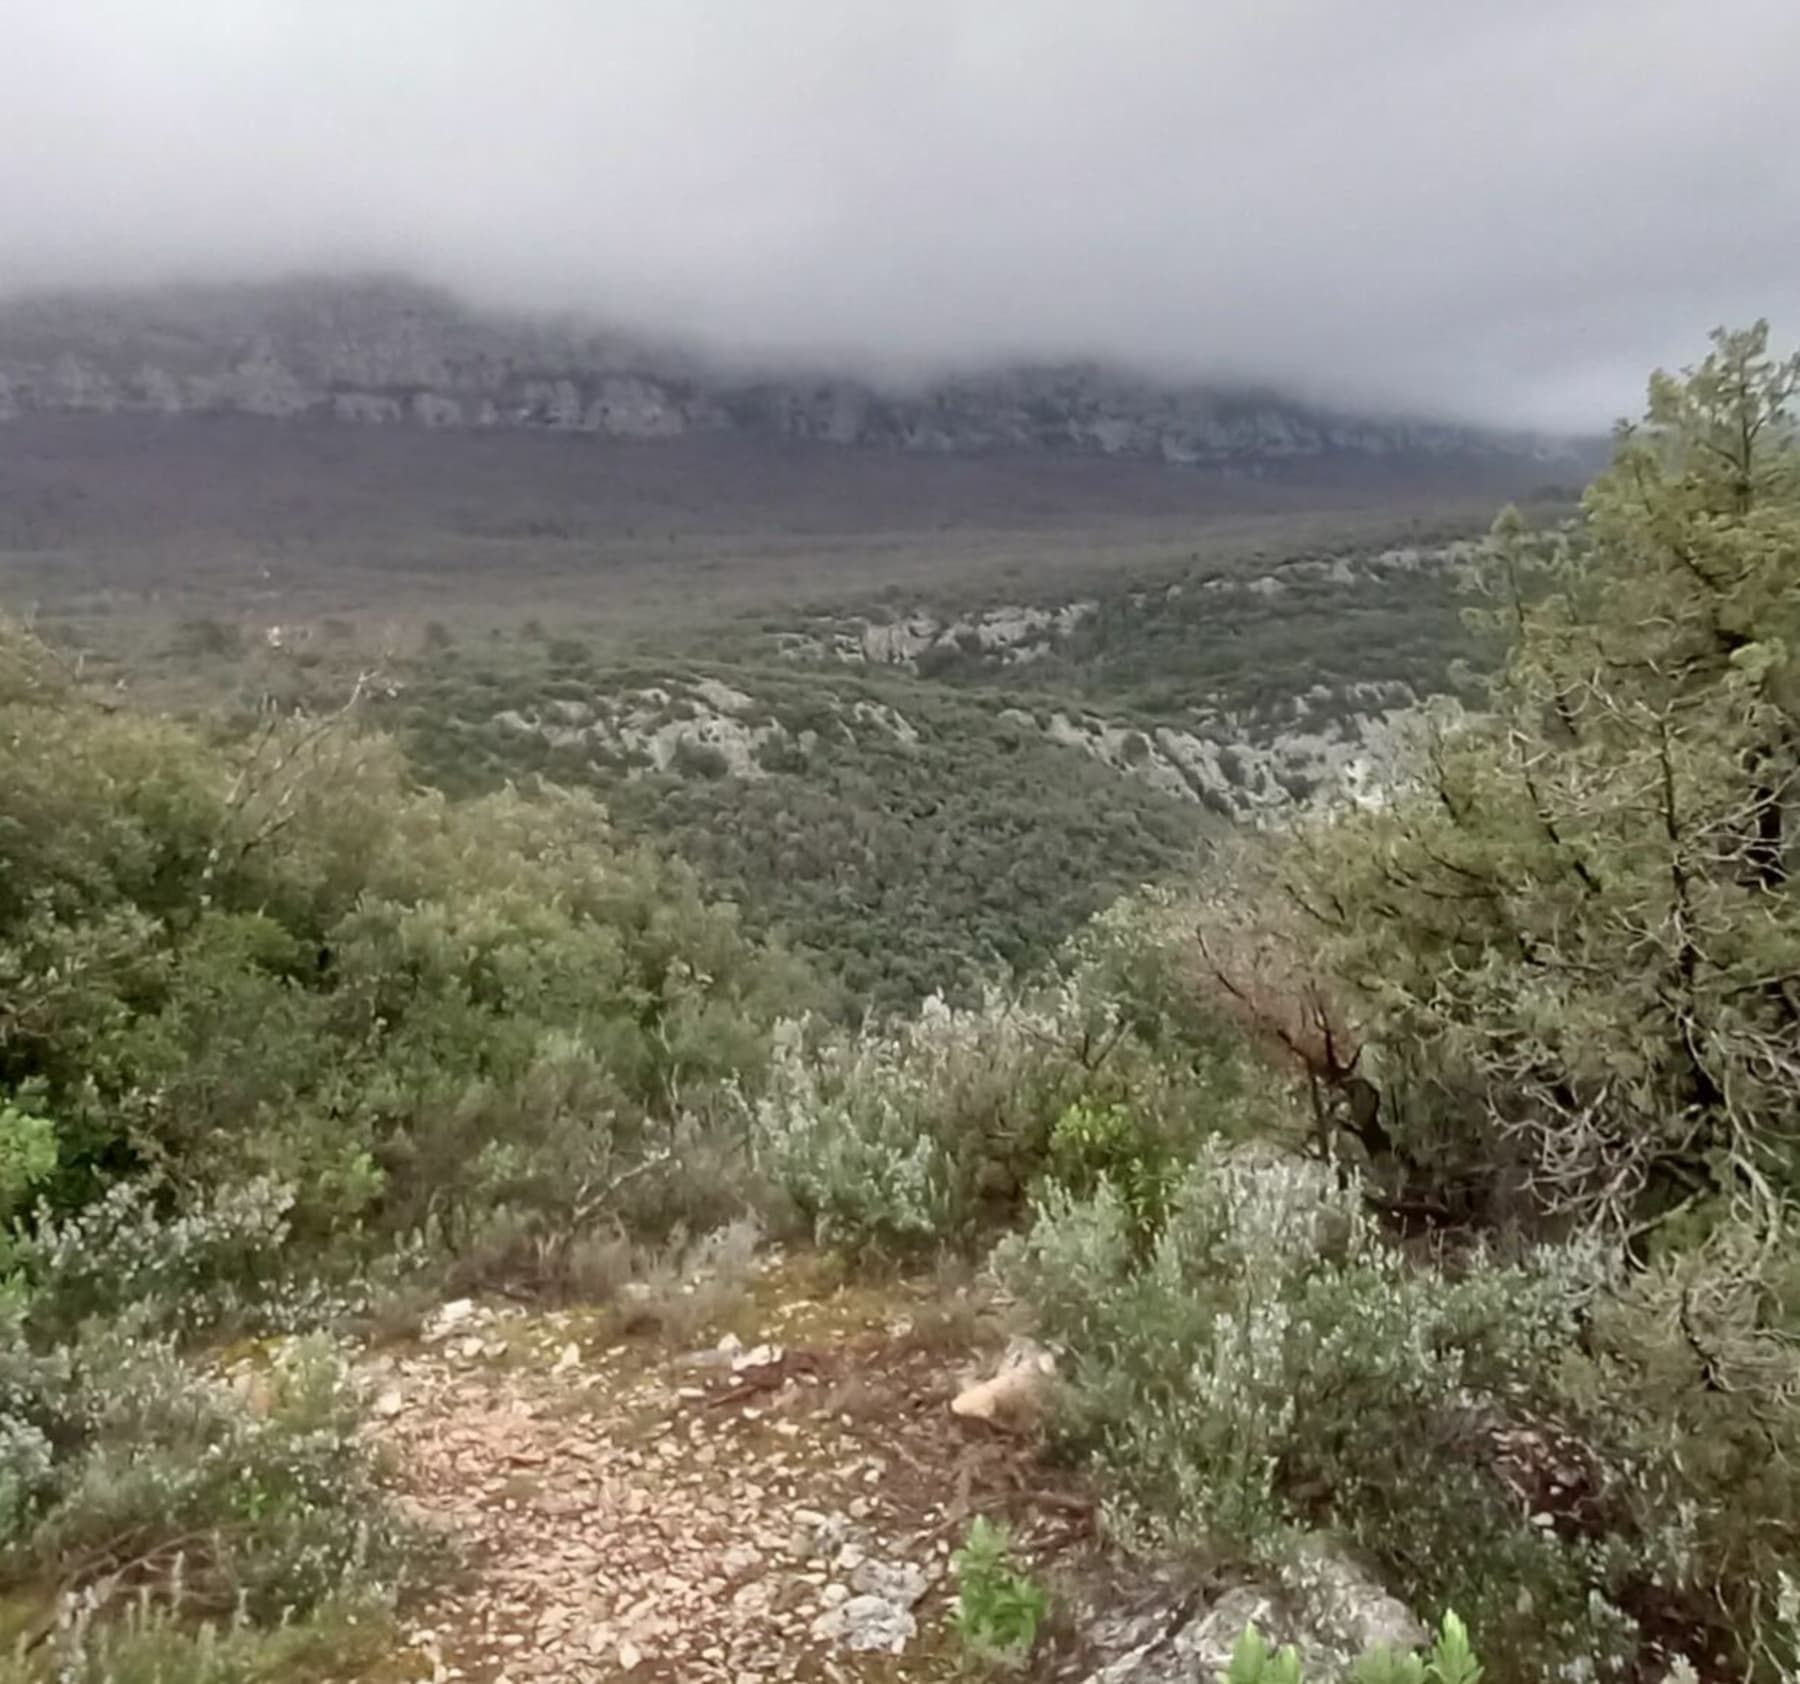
(2, 0, 1796, 426)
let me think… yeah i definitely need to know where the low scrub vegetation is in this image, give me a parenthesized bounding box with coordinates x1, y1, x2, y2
(399, 656, 1208, 1014)
(0, 619, 807, 1669)
(752, 972, 1274, 1254)
(997, 1147, 1614, 1668)
(0, 1305, 422, 1675)
(0, 640, 805, 1272)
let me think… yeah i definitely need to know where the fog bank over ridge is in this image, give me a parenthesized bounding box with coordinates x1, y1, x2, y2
(3, 1, 1796, 429)
(0, 272, 1612, 481)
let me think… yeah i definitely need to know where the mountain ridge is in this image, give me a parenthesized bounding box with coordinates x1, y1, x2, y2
(0, 274, 1596, 477)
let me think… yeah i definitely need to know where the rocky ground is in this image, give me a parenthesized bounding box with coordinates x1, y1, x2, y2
(354, 1252, 1419, 1684)
(359, 1256, 1100, 1684)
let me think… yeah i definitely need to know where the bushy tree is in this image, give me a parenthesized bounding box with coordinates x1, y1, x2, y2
(1293, 325, 1800, 1230)
(0, 622, 809, 1277)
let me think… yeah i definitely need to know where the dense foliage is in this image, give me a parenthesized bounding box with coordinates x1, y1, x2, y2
(918, 538, 1490, 726)
(0, 640, 804, 1266)
(754, 327, 1800, 1683)
(1226, 1612, 1486, 1684)
(998, 1147, 1616, 1670)
(753, 966, 1277, 1255)
(0, 638, 808, 1671)
(398, 656, 1207, 1014)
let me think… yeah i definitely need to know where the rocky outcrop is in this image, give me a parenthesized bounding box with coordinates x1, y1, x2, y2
(490, 675, 921, 780)
(774, 601, 1100, 668)
(1008, 704, 1418, 819)
(0, 275, 1594, 474)
(1072, 1545, 1425, 1684)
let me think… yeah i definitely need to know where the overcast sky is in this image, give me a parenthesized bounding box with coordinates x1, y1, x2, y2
(2, 0, 1796, 428)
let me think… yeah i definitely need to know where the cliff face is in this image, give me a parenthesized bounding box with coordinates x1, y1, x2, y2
(0, 275, 1585, 473)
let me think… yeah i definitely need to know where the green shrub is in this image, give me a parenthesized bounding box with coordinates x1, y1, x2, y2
(0, 625, 808, 1278)
(1222, 1625, 1304, 1684)
(0, 1107, 58, 1225)
(671, 738, 731, 779)
(951, 1516, 1049, 1665)
(1557, 1217, 1800, 1677)
(0, 1590, 399, 1684)
(405, 650, 1205, 1017)
(1222, 1611, 1483, 1684)
(1045, 1100, 1179, 1247)
(1287, 326, 1800, 1231)
(0, 1300, 424, 1643)
(1071, 888, 1296, 1093)
(0, 1177, 298, 1339)
(546, 636, 589, 667)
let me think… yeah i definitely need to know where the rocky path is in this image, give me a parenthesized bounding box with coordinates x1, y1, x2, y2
(360, 1257, 1096, 1684)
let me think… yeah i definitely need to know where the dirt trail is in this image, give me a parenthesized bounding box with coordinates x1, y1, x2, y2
(363, 1257, 1095, 1684)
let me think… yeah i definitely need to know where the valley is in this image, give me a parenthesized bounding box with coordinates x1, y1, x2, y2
(0, 404, 1524, 1011)
(0, 280, 1554, 1010)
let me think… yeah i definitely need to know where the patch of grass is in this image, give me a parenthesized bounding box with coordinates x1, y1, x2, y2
(892, 1256, 1003, 1360)
(0, 1590, 415, 1684)
(616, 1219, 763, 1346)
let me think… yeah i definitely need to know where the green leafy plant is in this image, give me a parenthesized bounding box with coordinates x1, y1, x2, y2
(0, 626, 806, 1273)
(1349, 1614, 1482, 1684)
(0, 1105, 58, 1224)
(951, 1515, 1050, 1665)
(1046, 1099, 1178, 1245)
(1348, 1645, 1427, 1684)
(997, 1144, 1623, 1677)
(1221, 1625, 1303, 1684)
(0, 1324, 426, 1611)
(754, 987, 1103, 1253)
(1227, 1612, 1483, 1684)
(1425, 1613, 1482, 1684)
(754, 968, 1240, 1256)
(0, 1589, 399, 1684)
(1289, 322, 1800, 1232)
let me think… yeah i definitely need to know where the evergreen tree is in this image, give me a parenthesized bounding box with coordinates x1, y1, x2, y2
(1296, 325, 1800, 1228)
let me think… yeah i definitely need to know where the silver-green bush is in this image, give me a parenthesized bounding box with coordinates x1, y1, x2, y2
(753, 980, 1253, 1254)
(996, 1144, 1633, 1673)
